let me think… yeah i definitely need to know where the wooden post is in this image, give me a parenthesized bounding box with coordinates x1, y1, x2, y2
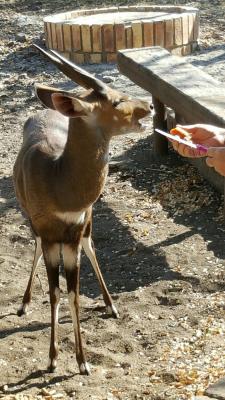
(152, 96, 168, 156)
(224, 178, 225, 222)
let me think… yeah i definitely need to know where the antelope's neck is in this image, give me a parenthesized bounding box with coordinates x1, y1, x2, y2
(57, 117, 110, 210)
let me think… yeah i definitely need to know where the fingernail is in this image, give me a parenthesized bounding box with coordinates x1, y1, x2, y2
(196, 144, 208, 153)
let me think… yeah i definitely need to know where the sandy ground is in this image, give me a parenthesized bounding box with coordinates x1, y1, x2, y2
(0, 1, 225, 399)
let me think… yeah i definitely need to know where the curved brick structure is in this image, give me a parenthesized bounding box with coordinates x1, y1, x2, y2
(44, 5, 199, 64)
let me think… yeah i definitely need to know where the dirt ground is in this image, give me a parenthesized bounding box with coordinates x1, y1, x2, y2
(1, 1, 225, 399)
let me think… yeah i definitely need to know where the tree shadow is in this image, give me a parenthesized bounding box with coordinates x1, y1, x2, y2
(0, 175, 19, 216)
(0, 321, 50, 339)
(79, 195, 200, 301)
(0, 369, 75, 395)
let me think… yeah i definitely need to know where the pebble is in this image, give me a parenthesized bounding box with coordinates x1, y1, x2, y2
(3, 384, 8, 392)
(15, 33, 27, 42)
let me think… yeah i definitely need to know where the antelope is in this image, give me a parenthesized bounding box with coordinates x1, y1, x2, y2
(13, 44, 152, 375)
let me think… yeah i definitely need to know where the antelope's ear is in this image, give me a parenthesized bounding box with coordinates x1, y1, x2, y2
(51, 93, 94, 117)
(35, 84, 68, 110)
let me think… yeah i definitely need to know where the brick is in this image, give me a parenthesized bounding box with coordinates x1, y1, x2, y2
(118, 6, 130, 11)
(71, 11, 78, 18)
(165, 19, 173, 48)
(46, 22, 53, 48)
(126, 26, 133, 48)
(115, 24, 126, 50)
(170, 47, 183, 56)
(193, 12, 200, 41)
(143, 21, 154, 47)
(89, 53, 102, 64)
(92, 25, 102, 52)
(132, 22, 143, 48)
(182, 14, 189, 44)
(72, 52, 84, 64)
(154, 20, 165, 47)
(81, 25, 92, 52)
(192, 41, 199, 52)
(63, 24, 72, 51)
(188, 13, 194, 41)
(62, 52, 70, 60)
(93, 7, 118, 14)
(71, 25, 81, 51)
(55, 23, 64, 51)
(182, 44, 191, 55)
(128, 6, 139, 11)
(44, 22, 48, 46)
(84, 53, 90, 63)
(174, 17, 183, 46)
(64, 12, 72, 19)
(106, 53, 117, 63)
(102, 24, 115, 52)
(51, 23, 58, 49)
(135, 6, 146, 11)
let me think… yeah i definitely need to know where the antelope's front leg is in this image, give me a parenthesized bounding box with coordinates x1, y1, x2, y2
(63, 243, 90, 375)
(42, 241, 61, 372)
(17, 236, 42, 316)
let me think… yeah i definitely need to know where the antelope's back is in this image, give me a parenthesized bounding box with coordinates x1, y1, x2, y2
(13, 109, 68, 211)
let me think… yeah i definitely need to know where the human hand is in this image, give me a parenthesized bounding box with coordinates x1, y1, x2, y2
(206, 147, 225, 176)
(171, 124, 225, 158)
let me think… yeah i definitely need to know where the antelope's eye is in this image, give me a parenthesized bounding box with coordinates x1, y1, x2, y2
(113, 99, 125, 107)
(113, 100, 121, 107)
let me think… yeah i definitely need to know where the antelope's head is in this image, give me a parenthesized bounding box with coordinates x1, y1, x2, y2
(34, 45, 153, 136)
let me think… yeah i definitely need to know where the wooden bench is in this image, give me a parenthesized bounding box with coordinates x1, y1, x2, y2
(117, 47, 225, 201)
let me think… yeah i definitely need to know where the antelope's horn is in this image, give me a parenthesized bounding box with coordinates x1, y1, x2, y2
(33, 44, 108, 95)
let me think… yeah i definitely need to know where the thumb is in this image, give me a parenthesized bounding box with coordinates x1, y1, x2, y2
(206, 156, 215, 168)
(177, 124, 197, 132)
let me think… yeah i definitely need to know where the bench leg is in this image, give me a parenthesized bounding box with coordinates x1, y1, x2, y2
(152, 96, 168, 156)
(224, 178, 225, 221)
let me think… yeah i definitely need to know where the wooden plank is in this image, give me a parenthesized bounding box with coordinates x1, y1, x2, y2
(117, 47, 225, 128)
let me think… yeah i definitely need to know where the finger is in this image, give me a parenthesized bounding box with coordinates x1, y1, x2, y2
(171, 141, 179, 151)
(172, 142, 195, 158)
(177, 124, 197, 132)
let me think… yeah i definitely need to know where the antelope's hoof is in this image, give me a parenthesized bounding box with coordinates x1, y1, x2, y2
(17, 304, 28, 317)
(79, 362, 91, 376)
(47, 358, 57, 373)
(106, 304, 119, 319)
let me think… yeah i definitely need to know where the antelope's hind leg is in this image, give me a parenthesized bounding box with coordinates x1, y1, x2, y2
(63, 243, 90, 375)
(17, 236, 42, 316)
(82, 221, 119, 319)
